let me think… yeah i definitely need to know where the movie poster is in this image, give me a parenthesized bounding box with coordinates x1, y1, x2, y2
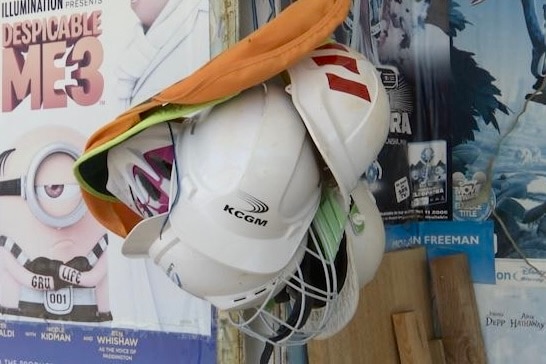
(450, 0, 546, 260)
(335, 0, 452, 224)
(474, 282, 546, 364)
(451, 1, 546, 362)
(385, 220, 495, 283)
(0, 0, 220, 362)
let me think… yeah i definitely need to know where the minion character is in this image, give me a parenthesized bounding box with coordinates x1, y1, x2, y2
(0, 126, 111, 322)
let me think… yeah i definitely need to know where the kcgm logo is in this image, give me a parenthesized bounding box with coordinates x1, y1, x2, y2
(2, 11, 104, 111)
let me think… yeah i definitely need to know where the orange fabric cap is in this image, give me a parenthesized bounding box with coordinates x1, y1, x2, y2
(78, 0, 351, 237)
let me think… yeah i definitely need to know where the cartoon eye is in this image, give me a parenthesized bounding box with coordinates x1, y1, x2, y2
(35, 183, 80, 201)
(34, 183, 81, 218)
(43, 184, 63, 198)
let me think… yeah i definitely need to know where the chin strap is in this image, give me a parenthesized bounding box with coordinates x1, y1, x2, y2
(260, 241, 315, 364)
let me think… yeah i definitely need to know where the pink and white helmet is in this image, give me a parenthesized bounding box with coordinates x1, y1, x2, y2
(106, 122, 183, 219)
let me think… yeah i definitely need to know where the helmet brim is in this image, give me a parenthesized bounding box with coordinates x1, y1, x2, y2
(122, 212, 170, 258)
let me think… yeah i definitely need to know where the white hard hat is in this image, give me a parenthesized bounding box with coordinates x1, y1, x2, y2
(118, 83, 323, 310)
(106, 82, 383, 351)
(347, 180, 385, 289)
(311, 179, 385, 340)
(286, 42, 390, 207)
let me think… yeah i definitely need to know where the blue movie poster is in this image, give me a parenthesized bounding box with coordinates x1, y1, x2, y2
(450, 3, 546, 361)
(385, 220, 496, 284)
(450, 0, 546, 260)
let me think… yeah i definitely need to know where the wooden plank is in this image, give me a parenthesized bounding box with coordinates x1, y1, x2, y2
(428, 339, 447, 364)
(308, 247, 435, 364)
(392, 311, 433, 364)
(429, 254, 486, 364)
(217, 310, 244, 364)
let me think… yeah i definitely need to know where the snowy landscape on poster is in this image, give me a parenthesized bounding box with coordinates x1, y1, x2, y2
(451, 1, 546, 259)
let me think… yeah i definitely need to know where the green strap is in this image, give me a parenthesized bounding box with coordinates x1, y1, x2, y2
(312, 186, 348, 262)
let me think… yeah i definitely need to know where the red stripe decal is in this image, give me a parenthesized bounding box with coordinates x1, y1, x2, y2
(312, 55, 359, 74)
(326, 73, 371, 101)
